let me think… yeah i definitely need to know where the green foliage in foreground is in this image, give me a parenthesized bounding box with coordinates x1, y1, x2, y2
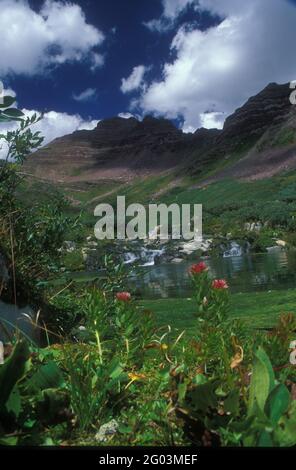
(0, 264, 296, 447)
(0, 96, 80, 306)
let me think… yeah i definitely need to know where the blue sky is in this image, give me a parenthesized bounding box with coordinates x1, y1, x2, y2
(3, 1, 218, 120)
(1, 0, 296, 148)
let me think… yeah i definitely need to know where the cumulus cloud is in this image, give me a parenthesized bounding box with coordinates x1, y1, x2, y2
(120, 66, 147, 94)
(0, 108, 98, 159)
(28, 111, 99, 144)
(0, 0, 105, 76)
(73, 88, 97, 102)
(141, 0, 296, 131)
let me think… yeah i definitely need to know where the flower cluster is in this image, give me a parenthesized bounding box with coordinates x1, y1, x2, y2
(212, 279, 229, 290)
(189, 262, 207, 275)
(116, 291, 131, 302)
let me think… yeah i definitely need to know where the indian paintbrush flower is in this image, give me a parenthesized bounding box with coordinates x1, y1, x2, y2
(189, 262, 207, 275)
(212, 279, 229, 290)
(116, 291, 131, 302)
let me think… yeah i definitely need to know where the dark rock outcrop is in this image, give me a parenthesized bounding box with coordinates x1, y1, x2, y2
(24, 115, 196, 182)
(216, 83, 292, 152)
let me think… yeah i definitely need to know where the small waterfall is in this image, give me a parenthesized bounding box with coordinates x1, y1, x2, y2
(140, 247, 165, 266)
(223, 241, 243, 258)
(124, 252, 139, 264)
(123, 247, 165, 266)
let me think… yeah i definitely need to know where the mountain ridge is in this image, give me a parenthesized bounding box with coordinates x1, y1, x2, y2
(24, 82, 296, 184)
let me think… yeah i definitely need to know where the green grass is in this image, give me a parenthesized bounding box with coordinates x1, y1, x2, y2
(193, 140, 259, 181)
(257, 126, 296, 152)
(64, 180, 123, 205)
(101, 173, 181, 207)
(158, 169, 296, 235)
(19, 164, 296, 240)
(163, 178, 281, 208)
(271, 127, 296, 148)
(139, 288, 296, 333)
(161, 167, 296, 212)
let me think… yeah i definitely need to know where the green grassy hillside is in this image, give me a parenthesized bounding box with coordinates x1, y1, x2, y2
(19, 165, 296, 253)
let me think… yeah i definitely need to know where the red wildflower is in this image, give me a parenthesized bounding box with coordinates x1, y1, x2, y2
(189, 262, 207, 275)
(212, 279, 229, 290)
(116, 292, 131, 302)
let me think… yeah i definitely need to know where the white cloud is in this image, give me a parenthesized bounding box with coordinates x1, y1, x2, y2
(118, 112, 135, 119)
(0, 0, 104, 76)
(141, 0, 296, 131)
(120, 66, 147, 94)
(73, 88, 97, 102)
(162, 0, 197, 19)
(91, 53, 105, 71)
(144, 0, 197, 32)
(144, 18, 170, 33)
(0, 108, 98, 159)
(200, 112, 225, 130)
(197, 0, 250, 17)
(25, 110, 98, 144)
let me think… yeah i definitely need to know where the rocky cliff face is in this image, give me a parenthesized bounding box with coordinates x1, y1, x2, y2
(24, 83, 294, 183)
(25, 115, 195, 182)
(199, 83, 296, 182)
(217, 83, 292, 152)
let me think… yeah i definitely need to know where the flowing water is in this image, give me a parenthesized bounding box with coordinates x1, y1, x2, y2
(223, 241, 244, 258)
(124, 247, 165, 266)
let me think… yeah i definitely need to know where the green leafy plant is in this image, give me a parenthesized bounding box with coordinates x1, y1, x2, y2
(0, 340, 31, 412)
